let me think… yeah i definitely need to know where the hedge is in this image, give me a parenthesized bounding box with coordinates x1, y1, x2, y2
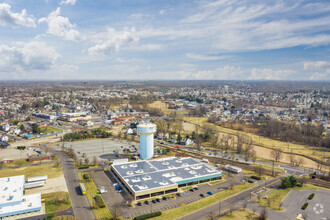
(251, 176, 261, 180)
(247, 179, 254, 183)
(17, 146, 26, 150)
(308, 193, 315, 200)
(78, 165, 89, 169)
(301, 203, 309, 210)
(134, 211, 162, 220)
(94, 195, 105, 208)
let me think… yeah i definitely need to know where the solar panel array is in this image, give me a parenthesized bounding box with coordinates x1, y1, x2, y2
(112, 157, 222, 192)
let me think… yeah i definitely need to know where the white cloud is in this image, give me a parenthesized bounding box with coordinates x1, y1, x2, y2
(159, 10, 165, 15)
(249, 68, 294, 80)
(193, 66, 243, 79)
(88, 27, 139, 55)
(0, 41, 60, 72)
(38, 7, 80, 42)
(304, 61, 330, 70)
(60, 0, 76, 5)
(310, 72, 329, 80)
(186, 53, 230, 61)
(0, 3, 35, 27)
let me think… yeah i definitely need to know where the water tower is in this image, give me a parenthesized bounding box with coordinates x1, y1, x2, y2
(137, 123, 156, 159)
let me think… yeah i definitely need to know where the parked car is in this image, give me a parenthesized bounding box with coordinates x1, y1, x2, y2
(145, 201, 149, 205)
(152, 200, 157, 204)
(137, 202, 142, 206)
(194, 187, 199, 190)
(207, 191, 213, 195)
(156, 198, 161, 202)
(189, 188, 194, 192)
(162, 197, 167, 201)
(176, 193, 182, 197)
(200, 193, 205, 198)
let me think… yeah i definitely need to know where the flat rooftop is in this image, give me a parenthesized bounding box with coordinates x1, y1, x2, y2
(0, 175, 25, 206)
(112, 157, 222, 193)
(0, 175, 42, 218)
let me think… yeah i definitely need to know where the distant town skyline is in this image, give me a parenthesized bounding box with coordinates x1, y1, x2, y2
(0, 0, 330, 80)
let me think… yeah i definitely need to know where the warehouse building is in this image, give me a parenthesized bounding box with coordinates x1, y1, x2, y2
(111, 157, 222, 200)
(0, 175, 42, 218)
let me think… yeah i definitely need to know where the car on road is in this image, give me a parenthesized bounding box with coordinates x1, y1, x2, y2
(156, 198, 161, 202)
(207, 191, 213, 195)
(144, 201, 149, 205)
(200, 193, 205, 198)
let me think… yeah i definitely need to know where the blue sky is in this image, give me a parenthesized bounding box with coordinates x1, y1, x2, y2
(0, 0, 330, 80)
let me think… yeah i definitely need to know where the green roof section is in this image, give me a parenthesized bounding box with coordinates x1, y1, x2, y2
(176, 173, 222, 185)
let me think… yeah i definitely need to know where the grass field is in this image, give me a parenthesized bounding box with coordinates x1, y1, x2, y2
(256, 184, 318, 210)
(148, 101, 188, 115)
(151, 182, 254, 220)
(42, 191, 71, 213)
(183, 116, 330, 165)
(78, 172, 112, 220)
(41, 126, 63, 134)
(0, 163, 63, 179)
(218, 208, 259, 220)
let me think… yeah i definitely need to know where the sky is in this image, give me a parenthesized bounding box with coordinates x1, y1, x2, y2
(0, 0, 330, 81)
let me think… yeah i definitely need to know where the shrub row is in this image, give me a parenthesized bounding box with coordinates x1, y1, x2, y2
(247, 179, 254, 183)
(301, 203, 309, 210)
(94, 195, 105, 208)
(78, 165, 90, 169)
(251, 176, 261, 180)
(134, 212, 162, 220)
(17, 146, 26, 150)
(308, 193, 315, 200)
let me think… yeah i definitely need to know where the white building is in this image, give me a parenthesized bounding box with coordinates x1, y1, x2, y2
(0, 175, 42, 218)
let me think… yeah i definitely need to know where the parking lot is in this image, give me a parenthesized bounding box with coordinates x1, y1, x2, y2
(91, 168, 247, 219)
(0, 147, 39, 160)
(53, 139, 139, 161)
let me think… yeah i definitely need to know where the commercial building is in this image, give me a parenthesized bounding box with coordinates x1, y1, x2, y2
(111, 157, 222, 200)
(32, 113, 57, 120)
(0, 175, 42, 218)
(137, 123, 156, 159)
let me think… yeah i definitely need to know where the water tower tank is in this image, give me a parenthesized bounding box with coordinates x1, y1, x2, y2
(137, 123, 156, 159)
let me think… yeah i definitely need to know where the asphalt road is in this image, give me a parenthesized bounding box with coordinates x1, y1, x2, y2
(48, 147, 96, 220)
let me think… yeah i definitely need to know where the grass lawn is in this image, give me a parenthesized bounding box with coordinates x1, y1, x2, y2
(53, 216, 76, 220)
(148, 101, 188, 115)
(151, 182, 254, 220)
(0, 163, 63, 179)
(182, 117, 330, 164)
(78, 172, 112, 220)
(256, 184, 319, 210)
(41, 126, 62, 134)
(218, 208, 259, 220)
(42, 191, 71, 213)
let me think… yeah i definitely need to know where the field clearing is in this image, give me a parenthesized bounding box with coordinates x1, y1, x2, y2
(148, 101, 188, 115)
(78, 172, 112, 220)
(42, 191, 71, 213)
(41, 126, 63, 133)
(183, 117, 329, 169)
(256, 184, 318, 210)
(151, 182, 254, 220)
(0, 163, 63, 179)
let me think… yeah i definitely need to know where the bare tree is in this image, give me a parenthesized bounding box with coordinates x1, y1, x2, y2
(112, 203, 122, 220)
(84, 157, 90, 165)
(92, 156, 99, 165)
(270, 147, 282, 162)
(297, 158, 305, 167)
(298, 178, 307, 187)
(290, 153, 295, 165)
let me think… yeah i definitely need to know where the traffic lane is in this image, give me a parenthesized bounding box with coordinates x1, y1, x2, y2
(57, 150, 96, 220)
